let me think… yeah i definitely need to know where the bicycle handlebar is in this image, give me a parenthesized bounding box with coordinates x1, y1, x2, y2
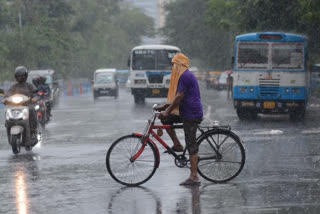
(152, 104, 160, 117)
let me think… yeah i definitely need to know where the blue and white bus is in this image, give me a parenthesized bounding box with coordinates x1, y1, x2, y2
(232, 32, 309, 120)
(128, 45, 180, 103)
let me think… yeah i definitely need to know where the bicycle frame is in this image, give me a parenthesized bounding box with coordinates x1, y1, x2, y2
(129, 110, 234, 168)
(130, 112, 188, 167)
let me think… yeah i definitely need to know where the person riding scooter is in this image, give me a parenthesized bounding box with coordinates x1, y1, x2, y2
(38, 76, 52, 117)
(2, 66, 39, 138)
(32, 75, 40, 89)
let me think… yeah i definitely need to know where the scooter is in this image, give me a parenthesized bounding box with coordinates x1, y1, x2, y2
(4, 94, 42, 154)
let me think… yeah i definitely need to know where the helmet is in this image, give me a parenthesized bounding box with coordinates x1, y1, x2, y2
(39, 76, 47, 84)
(14, 66, 28, 83)
(32, 76, 40, 87)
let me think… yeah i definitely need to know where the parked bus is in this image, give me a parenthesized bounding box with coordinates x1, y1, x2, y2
(128, 45, 180, 103)
(232, 32, 309, 120)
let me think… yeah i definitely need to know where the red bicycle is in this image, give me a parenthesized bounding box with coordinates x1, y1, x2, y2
(106, 105, 246, 186)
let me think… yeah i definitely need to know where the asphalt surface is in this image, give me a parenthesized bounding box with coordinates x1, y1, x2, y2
(1, 83, 320, 214)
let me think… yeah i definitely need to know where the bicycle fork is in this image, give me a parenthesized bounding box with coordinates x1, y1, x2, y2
(130, 133, 161, 168)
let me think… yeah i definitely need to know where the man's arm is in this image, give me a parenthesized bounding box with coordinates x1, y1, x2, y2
(159, 91, 184, 119)
(155, 103, 170, 111)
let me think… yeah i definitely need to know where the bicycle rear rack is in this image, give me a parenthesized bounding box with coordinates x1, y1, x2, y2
(171, 121, 231, 132)
(199, 120, 231, 131)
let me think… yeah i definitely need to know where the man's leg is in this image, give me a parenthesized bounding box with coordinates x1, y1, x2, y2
(180, 118, 202, 184)
(189, 153, 199, 180)
(162, 114, 183, 150)
(166, 128, 182, 148)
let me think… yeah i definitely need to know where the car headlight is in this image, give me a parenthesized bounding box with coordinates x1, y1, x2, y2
(35, 105, 40, 110)
(166, 79, 170, 85)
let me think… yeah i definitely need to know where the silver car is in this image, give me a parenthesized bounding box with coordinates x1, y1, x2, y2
(92, 68, 119, 100)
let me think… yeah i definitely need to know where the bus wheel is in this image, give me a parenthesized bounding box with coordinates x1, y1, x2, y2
(289, 108, 305, 121)
(134, 94, 145, 104)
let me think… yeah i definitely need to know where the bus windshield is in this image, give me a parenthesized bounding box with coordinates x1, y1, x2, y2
(237, 41, 304, 70)
(271, 42, 304, 69)
(132, 49, 178, 70)
(237, 42, 268, 69)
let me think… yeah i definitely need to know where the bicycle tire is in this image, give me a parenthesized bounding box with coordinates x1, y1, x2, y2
(197, 129, 245, 183)
(106, 135, 158, 186)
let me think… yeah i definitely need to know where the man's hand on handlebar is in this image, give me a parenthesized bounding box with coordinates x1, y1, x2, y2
(154, 103, 169, 112)
(158, 110, 169, 120)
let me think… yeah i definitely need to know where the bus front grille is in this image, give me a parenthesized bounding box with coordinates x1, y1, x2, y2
(259, 78, 280, 98)
(148, 75, 163, 83)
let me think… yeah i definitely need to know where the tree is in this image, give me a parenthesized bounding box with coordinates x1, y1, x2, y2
(0, 0, 155, 80)
(161, 0, 233, 70)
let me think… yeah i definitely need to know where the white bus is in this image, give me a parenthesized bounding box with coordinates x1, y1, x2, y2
(128, 45, 180, 103)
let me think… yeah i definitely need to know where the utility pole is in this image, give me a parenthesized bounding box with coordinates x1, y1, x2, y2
(17, 0, 23, 40)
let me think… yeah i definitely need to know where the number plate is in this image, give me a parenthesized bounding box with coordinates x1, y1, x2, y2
(152, 89, 160, 94)
(100, 90, 109, 94)
(263, 101, 275, 109)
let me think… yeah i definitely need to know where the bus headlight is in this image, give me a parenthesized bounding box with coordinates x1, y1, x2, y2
(249, 88, 254, 92)
(134, 79, 146, 84)
(285, 88, 290, 93)
(291, 88, 300, 93)
(239, 87, 247, 92)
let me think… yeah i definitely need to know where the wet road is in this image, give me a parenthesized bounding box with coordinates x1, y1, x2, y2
(1, 83, 320, 214)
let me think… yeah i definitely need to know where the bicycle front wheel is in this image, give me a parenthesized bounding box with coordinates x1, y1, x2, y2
(197, 129, 245, 183)
(106, 135, 158, 186)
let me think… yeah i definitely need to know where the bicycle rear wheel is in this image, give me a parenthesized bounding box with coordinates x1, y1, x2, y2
(197, 129, 245, 183)
(106, 135, 158, 186)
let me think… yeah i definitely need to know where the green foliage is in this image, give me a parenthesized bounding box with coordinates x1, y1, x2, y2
(161, 0, 233, 70)
(0, 0, 154, 80)
(161, 0, 320, 70)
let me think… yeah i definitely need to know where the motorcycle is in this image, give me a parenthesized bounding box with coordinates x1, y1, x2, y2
(35, 91, 49, 129)
(4, 94, 42, 154)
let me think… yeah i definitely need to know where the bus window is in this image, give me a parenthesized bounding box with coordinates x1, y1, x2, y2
(272, 43, 304, 69)
(157, 50, 177, 70)
(237, 42, 268, 69)
(132, 50, 155, 70)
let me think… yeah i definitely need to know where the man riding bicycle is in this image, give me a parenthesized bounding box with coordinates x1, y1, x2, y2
(157, 53, 203, 185)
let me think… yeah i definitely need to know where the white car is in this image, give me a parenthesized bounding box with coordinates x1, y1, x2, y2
(92, 68, 119, 100)
(217, 72, 228, 90)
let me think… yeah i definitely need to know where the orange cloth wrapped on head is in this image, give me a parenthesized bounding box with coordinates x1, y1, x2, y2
(167, 53, 189, 115)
